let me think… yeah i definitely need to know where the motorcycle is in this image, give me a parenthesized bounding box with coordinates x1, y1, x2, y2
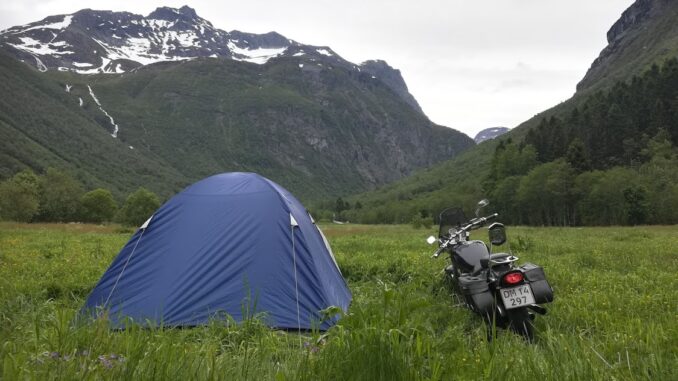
(426, 199, 554, 341)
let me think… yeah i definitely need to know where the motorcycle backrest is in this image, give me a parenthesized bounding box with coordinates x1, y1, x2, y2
(488, 222, 506, 246)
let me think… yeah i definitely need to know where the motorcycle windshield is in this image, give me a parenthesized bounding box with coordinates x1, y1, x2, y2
(438, 207, 467, 238)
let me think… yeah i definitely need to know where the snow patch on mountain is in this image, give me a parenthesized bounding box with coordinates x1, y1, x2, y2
(228, 41, 287, 64)
(316, 48, 332, 56)
(8, 36, 74, 56)
(88, 85, 120, 138)
(34, 56, 47, 72)
(19, 15, 73, 32)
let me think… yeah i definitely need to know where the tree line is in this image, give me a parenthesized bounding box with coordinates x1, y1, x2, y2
(0, 168, 160, 226)
(484, 130, 678, 226)
(483, 58, 678, 226)
(525, 58, 678, 168)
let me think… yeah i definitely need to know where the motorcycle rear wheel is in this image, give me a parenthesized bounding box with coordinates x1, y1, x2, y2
(506, 308, 535, 342)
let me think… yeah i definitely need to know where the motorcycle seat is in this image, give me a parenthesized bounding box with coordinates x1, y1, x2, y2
(489, 253, 510, 261)
(480, 253, 511, 269)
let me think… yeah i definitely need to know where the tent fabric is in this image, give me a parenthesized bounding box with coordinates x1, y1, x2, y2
(83, 172, 351, 330)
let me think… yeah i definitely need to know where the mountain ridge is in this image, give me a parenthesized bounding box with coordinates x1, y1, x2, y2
(0, 5, 430, 115)
(577, 0, 678, 91)
(0, 6, 474, 201)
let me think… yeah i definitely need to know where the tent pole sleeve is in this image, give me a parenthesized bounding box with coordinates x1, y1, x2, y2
(291, 223, 302, 342)
(102, 228, 147, 312)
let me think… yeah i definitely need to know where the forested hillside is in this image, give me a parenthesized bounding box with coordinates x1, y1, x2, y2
(484, 59, 678, 226)
(525, 59, 678, 168)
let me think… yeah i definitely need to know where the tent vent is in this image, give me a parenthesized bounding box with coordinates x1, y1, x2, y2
(140, 215, 153, 230)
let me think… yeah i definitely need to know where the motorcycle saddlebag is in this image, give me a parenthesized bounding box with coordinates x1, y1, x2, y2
(521, 263, 554, 304)
(458, 275, 494, 314)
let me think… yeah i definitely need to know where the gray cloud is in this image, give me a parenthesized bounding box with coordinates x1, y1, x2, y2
(0, 0, 635, 135)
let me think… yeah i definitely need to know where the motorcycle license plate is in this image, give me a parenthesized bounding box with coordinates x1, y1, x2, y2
(500, 284, 535, 309)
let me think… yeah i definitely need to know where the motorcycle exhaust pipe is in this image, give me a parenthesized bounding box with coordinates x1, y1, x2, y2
(528, 304, 547, 315)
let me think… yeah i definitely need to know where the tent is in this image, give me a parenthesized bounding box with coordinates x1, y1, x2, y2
(83, 172, 351, 330)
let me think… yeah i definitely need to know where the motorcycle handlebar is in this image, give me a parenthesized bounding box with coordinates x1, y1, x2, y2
(465, 212, 498, 231)
(431, 213, 499, 258)
(478, 213, 498, 225)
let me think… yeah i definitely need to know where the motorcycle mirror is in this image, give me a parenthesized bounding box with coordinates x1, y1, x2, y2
(488, 222, 506, 246)
(426, 236, 437, 245)
(475, 199, 490, 217)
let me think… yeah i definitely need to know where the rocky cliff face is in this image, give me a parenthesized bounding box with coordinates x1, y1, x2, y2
(577, 0, 678, 91)
(359, 60, 424, 114)
(605, 0, 654, 43)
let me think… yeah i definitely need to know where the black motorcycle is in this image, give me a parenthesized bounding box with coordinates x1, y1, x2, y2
(426, 199, 554, 341)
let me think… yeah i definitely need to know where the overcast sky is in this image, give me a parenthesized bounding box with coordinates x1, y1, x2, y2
(1, 0, 635, 137)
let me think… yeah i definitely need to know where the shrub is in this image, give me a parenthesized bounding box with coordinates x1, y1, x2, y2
(80, 188, 118, 223)
(117, 187, 160, 226)
(0, 169, 40, 222)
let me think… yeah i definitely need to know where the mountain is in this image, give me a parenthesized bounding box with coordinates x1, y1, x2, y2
(577, 0, 678, 91)
(0, 6, 314, 73)
(359, 60, 424, 114)
(333, 0, 678, 223)
(0, 6, 474, 200)
(473, 127, 509, 143)
(0, 6, 425, 111)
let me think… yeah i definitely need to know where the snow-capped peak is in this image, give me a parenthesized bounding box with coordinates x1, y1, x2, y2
(0, 6, 311, 74)
(474, 127, 510, 143)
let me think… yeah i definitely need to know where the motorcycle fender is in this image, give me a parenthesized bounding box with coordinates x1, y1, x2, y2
(471, 292, 494, 315)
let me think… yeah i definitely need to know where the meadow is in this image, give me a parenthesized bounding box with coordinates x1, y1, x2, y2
(0, 222, 676, 380)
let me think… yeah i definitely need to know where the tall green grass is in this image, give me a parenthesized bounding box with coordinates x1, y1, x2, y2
(0, 222, 676, 380)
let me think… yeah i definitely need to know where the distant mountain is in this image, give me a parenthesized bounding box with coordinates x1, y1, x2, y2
(473, 127, 509, 143)
(0, 6, 473, 200)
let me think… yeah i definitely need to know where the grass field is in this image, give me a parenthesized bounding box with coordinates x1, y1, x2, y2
(0, 222, 676, 380)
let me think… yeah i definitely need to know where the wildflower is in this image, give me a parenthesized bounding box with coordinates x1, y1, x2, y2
(98, 355, 113, 369)
(97, 353, 125, 369)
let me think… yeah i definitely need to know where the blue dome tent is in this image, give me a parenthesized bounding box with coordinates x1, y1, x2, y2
(83, 172, 351, 330)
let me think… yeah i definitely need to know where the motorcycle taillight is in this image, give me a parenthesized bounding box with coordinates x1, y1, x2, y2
(502, 271, 524, 285)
